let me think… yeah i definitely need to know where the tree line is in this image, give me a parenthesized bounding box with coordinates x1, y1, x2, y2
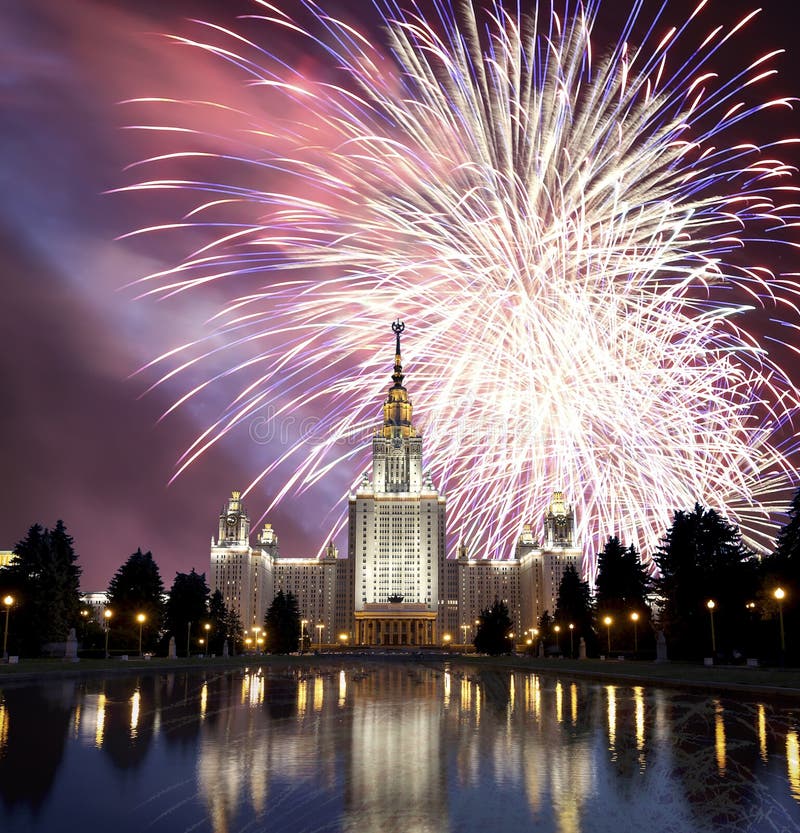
(0, 528, 244, 657)
(0, 521, 308, 657)
(3, 485, 800, 660)
(474, 493, 799, 662)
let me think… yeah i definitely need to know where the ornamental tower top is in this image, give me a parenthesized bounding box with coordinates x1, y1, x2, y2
(379, 320, 417, 439)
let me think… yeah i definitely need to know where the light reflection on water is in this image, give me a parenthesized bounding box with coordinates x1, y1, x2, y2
(0, 662, 798, 832)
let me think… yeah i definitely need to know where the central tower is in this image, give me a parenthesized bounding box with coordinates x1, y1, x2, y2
(349, 322, 446, 646)
(371, 321, 423, 494)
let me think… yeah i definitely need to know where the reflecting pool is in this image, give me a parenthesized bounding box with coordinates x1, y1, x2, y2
(0, 661, 798, 832)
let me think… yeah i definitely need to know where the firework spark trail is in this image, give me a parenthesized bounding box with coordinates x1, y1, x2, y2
(120, 0, 800, 573)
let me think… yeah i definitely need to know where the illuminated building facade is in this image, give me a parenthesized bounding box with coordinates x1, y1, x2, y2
(209, 324, 582, 645)
(349, 321, 446, 645)
(210, 492, 353, 638)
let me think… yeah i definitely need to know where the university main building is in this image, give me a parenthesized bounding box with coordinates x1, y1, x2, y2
(210, 323, 580, 646)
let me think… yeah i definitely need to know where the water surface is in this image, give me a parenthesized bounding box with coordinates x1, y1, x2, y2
(0, 661, 798, 832)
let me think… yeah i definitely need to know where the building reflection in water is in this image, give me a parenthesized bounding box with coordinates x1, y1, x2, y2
(130, 688, 141, 739)
(606, 685, 616, 755)
(2, 665, 800, 833)
(757, 704, 767, 763)
(0, 694, 8, 752)
(787, 730, 800, 802)
(714, 699, 726, 776)
(633, 686, 645, 757)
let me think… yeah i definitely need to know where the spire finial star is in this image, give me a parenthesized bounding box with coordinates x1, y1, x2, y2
(391, 320, 405, 388)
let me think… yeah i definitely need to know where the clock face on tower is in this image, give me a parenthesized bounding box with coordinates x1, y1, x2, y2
(226, 514, 237, 528)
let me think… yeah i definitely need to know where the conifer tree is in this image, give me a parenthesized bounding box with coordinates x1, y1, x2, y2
(474, 599, 514, 655)
(0, 521, 82, 655)
(165, 569, 210, 654)
(264, 590, 301, 653)
(555, 565, 594, 654)
(107, 549, 165, 653)
(655, 504, 758, 659)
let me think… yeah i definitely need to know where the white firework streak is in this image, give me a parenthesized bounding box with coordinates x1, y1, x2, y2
(119, 0, 800, 575)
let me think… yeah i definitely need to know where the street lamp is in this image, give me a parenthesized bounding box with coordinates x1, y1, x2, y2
(251, 626, 262, 653)
(630, 612, 640, 657)
(136, 613, 146, 656)
(2, 595, 14, 659)
(568, 623, 574, 658)
(103, 609, 112, 658)
(554, 624, 561, 654)
(316, 623, 324, 649)
(603, 616, 613, 655)
(461, 623, 469, 644)
(204, 622, 211, 656)
(301, 619, 308, 653)
(706, 600, 716, 654)
(339, 632, 349, 647)
(443, 633, 452, 647)
(774, 588, 786, 654)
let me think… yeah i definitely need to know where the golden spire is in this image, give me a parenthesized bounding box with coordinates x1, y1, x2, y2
(381, 320, 415, 437)
(391, 320, 405, 389)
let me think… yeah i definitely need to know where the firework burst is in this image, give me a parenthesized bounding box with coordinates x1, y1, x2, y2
(120, 0, 800, 573)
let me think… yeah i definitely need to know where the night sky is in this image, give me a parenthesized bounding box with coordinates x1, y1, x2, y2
(3, 0, 800, 590)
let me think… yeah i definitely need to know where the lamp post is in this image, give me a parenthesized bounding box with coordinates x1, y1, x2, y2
(603, 616, 613, 655)
(103, 609, 112, 658)
(774, 588, 786, 655)
(630, 612, 639, 658)
(2, 595, 13, 659)
(461, 623, 469, 644)
(252, 626, 262, 653)
(554, 624, 561, 654)
(204, 622, 211, 656)
(706, 600, 716, 655)
(187, 621, 192, 658)
(443, 633, 452, 649)
(316, 623, 324, 649)
(568, 623, 574, 658)
(136, 613, 146, 657)
(300, 619, 308, 653)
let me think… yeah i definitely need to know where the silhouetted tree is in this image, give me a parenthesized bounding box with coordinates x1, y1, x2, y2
(223, 604, 244, 655)
(207, 590, 228, 654)
(555, 565, 595, 655)
(537, 610, 553, 640)
(106, 549, 165, 653)
(0, 521, 82, 655)
(655, 504, 758, 659)
(474, 599, 514, 655)
(165, 569, 209, 654)
(759, 487, 800, 661)
(264, 591, 301, 653)
(595, 536, 652, 652)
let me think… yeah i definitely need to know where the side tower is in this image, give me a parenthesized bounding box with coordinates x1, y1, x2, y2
(349, 322, 446, 645)
(210, 491, 274, 631)
(518, 492, 582, 630)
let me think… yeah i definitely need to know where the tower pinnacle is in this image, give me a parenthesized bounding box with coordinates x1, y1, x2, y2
(381, 320, 414, 437)
(391, 320, 405, 389)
